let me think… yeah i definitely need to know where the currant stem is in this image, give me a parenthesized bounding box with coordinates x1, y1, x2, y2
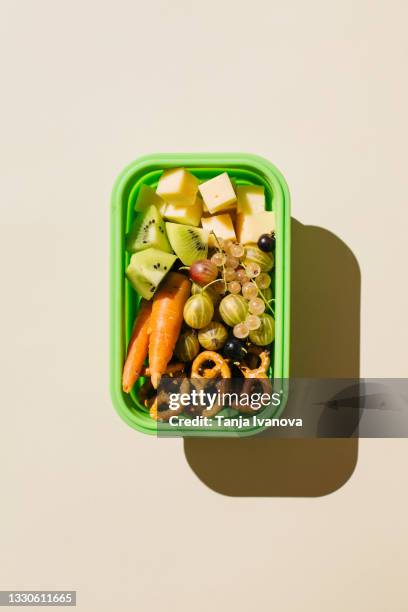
(210, 231, 227, 292)
(201, 278, 225, 292)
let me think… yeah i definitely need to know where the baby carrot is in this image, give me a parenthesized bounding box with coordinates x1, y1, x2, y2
(148, 272, 191, 388)
(122, 299, 152, 393)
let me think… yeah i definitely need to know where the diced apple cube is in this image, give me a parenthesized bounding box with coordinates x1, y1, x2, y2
(198, 172, 237, 214)
(236, 211, 275, 245)
(163, 195, 203, 227)
(135, 184, 167, 215)
(236, 185, 265, 214)
(156, 168, 199, 207)
(201, 213, 236, 247)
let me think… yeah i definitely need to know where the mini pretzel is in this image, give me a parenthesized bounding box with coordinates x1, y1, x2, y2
(179, 377, 226, 418)
(138, 378, 155, 408)
(189, 351, 231, 417)
(191, 351, 231, 379)
(149, 388, 184, 422)
(239, 348, 270, 378)
(141, 365, 185, 422)
(235, 348, 271, 413)
(236, 377, 273, 413)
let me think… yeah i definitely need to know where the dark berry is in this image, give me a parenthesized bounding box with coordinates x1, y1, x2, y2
(223, 338, 246, 361)
(257, 233, 275, 252)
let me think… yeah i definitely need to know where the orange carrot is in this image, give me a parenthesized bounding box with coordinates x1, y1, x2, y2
(122, 299, 152, 393)
(148, 272, 191, 388)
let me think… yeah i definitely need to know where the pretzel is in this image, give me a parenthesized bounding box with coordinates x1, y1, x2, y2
(179, 378, 227, 418)
(149, 385, 185, 422)
(238, 348, 270, 378)
(191, 351, 231, 379)
(236, 376, 272, 413)
(138, 378, 155, 408)
(235, 347, 272, 414)
(188, 351, 231, 417)
(140, 363, 185, 422)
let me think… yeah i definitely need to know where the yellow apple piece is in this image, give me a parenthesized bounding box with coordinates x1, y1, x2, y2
(201, 213, 236, 247)
(156, 167, 199, 207)
(135, 184, 167, 215)
(236, 211, 275, 245)
(198, 172, 237, 214)
(236, 185, 265, 214)
(163, 194, 203, 227)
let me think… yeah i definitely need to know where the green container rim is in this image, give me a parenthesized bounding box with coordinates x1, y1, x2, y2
(110, 153, 291, 437)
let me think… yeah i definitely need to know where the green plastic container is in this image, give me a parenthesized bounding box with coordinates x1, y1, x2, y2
(110, 153, 291, 436)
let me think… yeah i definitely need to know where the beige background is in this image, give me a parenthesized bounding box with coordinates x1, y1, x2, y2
(1, 0, 408, 610)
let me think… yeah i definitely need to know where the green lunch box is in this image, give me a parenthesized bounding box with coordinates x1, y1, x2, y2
(110, 153, 291, 436)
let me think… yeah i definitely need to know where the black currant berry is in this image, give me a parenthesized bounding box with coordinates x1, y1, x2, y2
(223, 338, 246, 360)
(257, 232, 275, 252)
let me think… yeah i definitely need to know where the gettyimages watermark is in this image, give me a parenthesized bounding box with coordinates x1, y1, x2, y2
(165, 386, 302, 428)
(153, 378, 408, 437)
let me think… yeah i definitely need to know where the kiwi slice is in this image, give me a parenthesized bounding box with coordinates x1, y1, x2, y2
(126, 248, 177, 300)
(126, 205, 172, 254)
(165, 222, 209, 266)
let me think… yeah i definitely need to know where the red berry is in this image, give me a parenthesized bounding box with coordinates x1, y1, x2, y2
(189, 259, 218, 286)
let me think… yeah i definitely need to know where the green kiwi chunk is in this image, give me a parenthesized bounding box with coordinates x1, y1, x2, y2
(165, 222, 208, 266)
(126, 205, 172, 254)
(125, 248, 177, 299)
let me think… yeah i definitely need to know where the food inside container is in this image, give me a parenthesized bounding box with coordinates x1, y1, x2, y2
(122, 167, 276, 424)
(110, 154, 291, 436)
